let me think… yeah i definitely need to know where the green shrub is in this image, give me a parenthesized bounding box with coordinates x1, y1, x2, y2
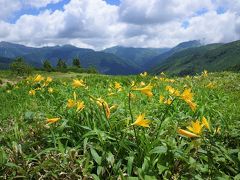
(10, 57, 33, 76)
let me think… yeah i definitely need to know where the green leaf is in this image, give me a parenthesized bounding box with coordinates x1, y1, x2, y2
(57, 140, 65, 154)
(150, 146, 167, 154)
(127, 156, 134, 176)
(0, 148, 7, 164)
(106, 152, 115, 166)
(127, 177, 138, 180)
(142, 157, 150, 172)
(234, 174, 240, 180)
(24, 111, 34, 122)
(97, 166, 103, 176)
(91, 174, 100, 180)
(157, 164, 168, 174)
(90, 148, 102, 165)
(83, 138, 88, 154)
(145, 175, 157, 180)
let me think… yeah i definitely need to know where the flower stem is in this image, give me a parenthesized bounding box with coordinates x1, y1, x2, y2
(128, 91, 137, 141)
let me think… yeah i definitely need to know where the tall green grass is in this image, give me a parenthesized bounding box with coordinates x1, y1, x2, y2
(0, 71, 240, 179)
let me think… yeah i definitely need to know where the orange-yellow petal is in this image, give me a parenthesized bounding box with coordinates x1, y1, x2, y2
(178, 129, 200, 138)
(47, 117, 60, 124)
(132, 114, 150, 128)
(202, 116, 210, 130)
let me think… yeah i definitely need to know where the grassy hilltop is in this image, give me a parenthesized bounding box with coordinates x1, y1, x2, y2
(0, 71, 240, 179)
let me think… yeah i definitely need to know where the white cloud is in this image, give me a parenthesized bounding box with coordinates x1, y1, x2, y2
(0, 0, 21, 20)
(0, 0, 239, 49)
(119, 0, 214, 25)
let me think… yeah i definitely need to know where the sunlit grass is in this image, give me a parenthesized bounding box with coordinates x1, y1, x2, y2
(0, 71, 240, 179)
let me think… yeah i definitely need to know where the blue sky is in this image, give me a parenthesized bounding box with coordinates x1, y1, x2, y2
(105, 0, 120, 5)
(0, 0, 239, 49)
(8, 0, 120, 23)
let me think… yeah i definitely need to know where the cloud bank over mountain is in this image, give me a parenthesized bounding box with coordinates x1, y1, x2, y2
(0, 0, 240, 49)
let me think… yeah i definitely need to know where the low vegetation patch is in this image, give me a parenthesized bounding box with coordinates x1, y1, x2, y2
(0, 71, 240, 179)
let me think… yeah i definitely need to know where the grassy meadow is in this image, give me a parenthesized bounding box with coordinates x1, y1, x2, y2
(0, 70, 240, 179)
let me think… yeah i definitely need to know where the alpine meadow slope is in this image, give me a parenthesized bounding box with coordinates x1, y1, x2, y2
(151, 40, 240, 76)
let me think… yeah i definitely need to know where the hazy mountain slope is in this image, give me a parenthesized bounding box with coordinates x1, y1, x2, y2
(103, 46, 170, 69)
(146, 40, 203, 69)
(0, 42, 140, 75)
(0, 41, 35, 58)
(152, 41, 240, 75)
(0, 56, 13, 69)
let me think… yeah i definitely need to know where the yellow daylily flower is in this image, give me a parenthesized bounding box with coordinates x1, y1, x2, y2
(159, 77, 165, 81)
(206, 82, 215, 89)
(181, 88, 197, 111)
(67, 99, 75, 108)
(46, 117, 60, 124)
(140, 72, 147, 77)
(178, 129, 200, 138)
(96, 98, 105, 107)
(34, 74, 44, 82)
(164, 98, 172, 105)
(187, 120, 203, 135)
(181, 88, 194, 101)
(96, 98, 111, 119)
(165, 78, 175, 83)
(105, 105, 111, 119)
(46, 77, 53, 83)
(29, 89, 36, 96)
(160, 72, 166, 76)
(114, 82, 122, 90)
(140, 81, 146, 86)
(72, 79, 85, 88)
(48, 88, 53, 93)
(186, 100, 197, 111)
(132, 114, 150, 128)
(110, 105, 117, 110)
(132, 84, 153, 97)
(76, 101, 85, 112)
(159, 95, 164, 103)
(202, 70, 208, 77)
(202, 116, 210, 131)
(130, 81, 135, 87)
(108, 92, 115, 96)
(165, 86, 179, 96)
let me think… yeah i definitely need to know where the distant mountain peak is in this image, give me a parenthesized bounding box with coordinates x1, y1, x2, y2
(174, 40, 202, 49)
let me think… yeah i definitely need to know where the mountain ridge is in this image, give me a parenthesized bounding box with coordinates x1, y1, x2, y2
(0, 41, 140, 75)
(151, 40, 240, 75)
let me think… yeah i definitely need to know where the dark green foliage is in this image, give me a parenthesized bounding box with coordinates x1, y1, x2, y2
(10, 57, 33, 75)
(43, 59, 53, 72)
(72, 57, 81, 68)
(85, 66, 98, 74)
(56, 59, 67, 72)
(66, 66, 98, 74)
